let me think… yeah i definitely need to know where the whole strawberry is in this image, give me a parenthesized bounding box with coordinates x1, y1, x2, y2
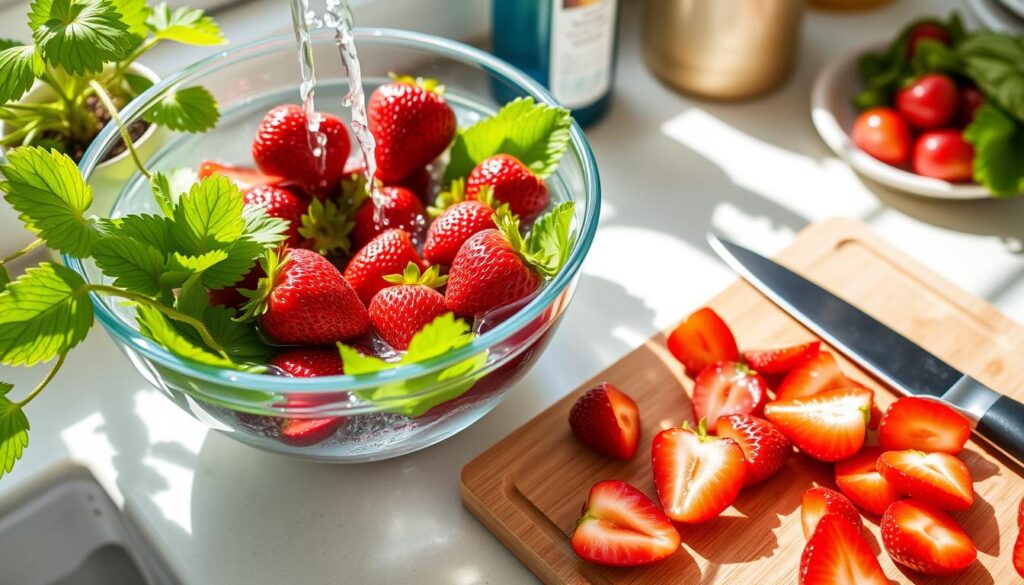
(252, 105, 350, 198)
(423, 180, 497, 265)
(445, 203, 574, 316)
(240, 248, 369, 344)
(466, 154, 549, 221)
(351, 185, 427, 249)
(368, 76, 456, 183)
(343, 229, 425, 305)
(244, 185, 307, 247)
(368, 263, 448, 350)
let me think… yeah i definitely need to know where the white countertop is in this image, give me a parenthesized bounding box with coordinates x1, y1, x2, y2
(3, 0, 1024, 583)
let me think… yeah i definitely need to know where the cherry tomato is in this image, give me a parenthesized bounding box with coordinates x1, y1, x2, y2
(852, 107, 912, 166)
(895, 74, 959, 128)
(906, 23, 950, 58)
(912, 129, 974, 182)
(958, 86, 985, 125)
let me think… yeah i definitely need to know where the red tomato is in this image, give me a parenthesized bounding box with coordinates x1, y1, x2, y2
(913, 130, 974, 182)
(958, 86, 985, 125)
(895, 74, 959, 128)
(852, 107, 912, 166)
(906, 23, 950, 58)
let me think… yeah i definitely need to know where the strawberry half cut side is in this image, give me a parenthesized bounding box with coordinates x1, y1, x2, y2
(742, 341, 820, 375)
(666, 307, 739, 377)
(834, 447, 904, 516)
(880, 499, 977, 576)
(568, 382, 640, 459)
(652, 421, 745, 523)
(801, 486, 862, 540)
(800, 514, 889, 585)
(876, 450, 974, 511)
(692, 361, 768, 429)
(570, 480, 680, 567)
(775, 351, 857, 400)
(878, 396, 971, 454)
(764, 388, 872, 462)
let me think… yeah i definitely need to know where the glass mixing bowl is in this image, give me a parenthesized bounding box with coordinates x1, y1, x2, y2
(67, 28, 600, 462)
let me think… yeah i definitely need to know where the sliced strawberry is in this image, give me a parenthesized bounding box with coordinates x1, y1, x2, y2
(834, 447, 904, 516)
(667, 307, 739, 377)
(280, 417, 344, 446)
(715, 414, 791, 487)
(876, 450, 974, 511)
(801, 487, 862, 540)
(880, 499, 977, 576)
(198, 161, 284, 191)
(1015, 500, 1024, 579)
(775, 351, 857, 400)
(652, 422, 745, 523)
(568, 383, 640, 459)
(1019, 496, 1024, 530)
(800, 514, 889, 585)
(570, 480, 680, 567)
(742, 341, 820, 375)
(878, 397, 971, 454)
(764, 388, 872, 462)
(692, 361, 768, 429)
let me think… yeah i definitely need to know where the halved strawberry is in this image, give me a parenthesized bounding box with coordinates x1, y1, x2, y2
(801, 487, 862, 540)
(667, 307, 739, 377)
(834, 447, 904, 516)
(652, 422, 745, 523)
(764, 388, 872, 462)
(1015, 497, 1024, 578)
(280, 417, 344, 446)
(692, 361, 768, 429)
(775, 351, 857, 400)
(878, 397, 971, 454)
(568, 383, 640, 459)
(198, 161, 284, 191)
(715, 414, 791, 487)
(880, 499, 977, 576)
(742, 341, 820, 375)
(570, 479, 680, 567)
(800, 514, 889, 585)
(876, 450, 974, 511)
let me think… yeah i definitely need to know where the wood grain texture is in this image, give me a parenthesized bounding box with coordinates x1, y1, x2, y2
(461, 218, 1024, 585)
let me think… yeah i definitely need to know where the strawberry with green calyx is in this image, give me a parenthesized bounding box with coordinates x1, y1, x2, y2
(238, 247, 369, 344)
(369, 263, 448, 350)
(298, 197, 355, 256)
(466, 154, 549, 221)
(423, 180, 499, 266)
(368, 74, 456, 183)
(244, 185, 307, 248)
(343, 229, 425, 306)
(445, 202, 575, 316)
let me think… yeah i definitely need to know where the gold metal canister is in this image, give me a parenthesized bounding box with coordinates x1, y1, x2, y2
(642, 0, 806, 100)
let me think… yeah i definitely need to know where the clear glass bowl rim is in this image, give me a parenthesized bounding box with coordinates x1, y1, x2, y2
(66, 27, 601, 396)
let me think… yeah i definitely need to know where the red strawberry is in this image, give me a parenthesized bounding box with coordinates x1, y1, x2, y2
(880, 499, 977, 576)
(667, 307, 739, 377)
(423, 180, 496, 265)
(198, 161, 284, 191)
(445, 203, 574, 316)
(209, 265, 264, 310)
(1016, 497, 1024, 578)
(775, 351, 857, 400)
(692, 361, 768, 428)
(763, 388, 872, 462)
(570, 480, 680, 567)
(800, 514, 889, 585)
(368, 263, 448, 350)
(652, 422, 745, 523)
(368, 76, 456, 183)
(878, 397, 971, 454)
(343, 229, 424, 306)
(742, 341, 820, 375)
(240, 248, 369, 344)
(568, 382, 640, 459)
(344, 158, 432, 200)
(835, 447, 904, 516)
(279, 418, 343, 446)
(243, 185, 307, 248)
(466, 154, 549, 221)
(876, 450, 974, 511)
(715, 414, 791, 487)
(801, 487, 862, 540)
(269, 346, 343, 378)
(351, 185, 427, 249)
(252, 105, 350, 198)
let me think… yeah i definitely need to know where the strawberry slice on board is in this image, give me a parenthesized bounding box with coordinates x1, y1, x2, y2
(878, 396, 971, 455)
(875, 450, 974, 511)
(570, 480, 681, 567)
(801, 487, 863, 540)
(775, 351, 858, 401)
(880, 499, 977, 576)
(198, 160, 285, 192)
(834, 447, 904, 516)
(568, 383, 640, 459)
(763, 388, 873, 463)
(800, 514, 889, 585)
(666, 307, 739, 377)
(1016, 497, 1024, 578)
(651, 421, 746, 523)
(742, 341, 820, 375)
(715, 414, 791, 487)
(691, 361, 768, 429)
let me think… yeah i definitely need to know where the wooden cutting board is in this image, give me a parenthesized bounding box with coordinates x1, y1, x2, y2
(461, 218, 1024, 585)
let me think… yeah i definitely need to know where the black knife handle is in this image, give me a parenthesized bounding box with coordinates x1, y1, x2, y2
(976, 395, 1024, 467)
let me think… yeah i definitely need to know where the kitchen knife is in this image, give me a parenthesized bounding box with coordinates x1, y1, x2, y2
(707, 233, 1024, 468)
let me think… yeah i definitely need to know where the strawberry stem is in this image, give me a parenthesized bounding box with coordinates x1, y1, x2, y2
(87, 80, 151, 181)
(16, 351, 67, 409)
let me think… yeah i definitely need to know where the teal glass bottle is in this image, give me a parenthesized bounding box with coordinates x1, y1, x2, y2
(491, 0, 618, 127)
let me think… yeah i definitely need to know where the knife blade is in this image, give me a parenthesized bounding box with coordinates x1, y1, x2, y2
(708, 233, 1024, 468)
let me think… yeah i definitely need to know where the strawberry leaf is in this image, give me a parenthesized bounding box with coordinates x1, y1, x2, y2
(30, 0, 135, 75)
(110, 0, 150, 38)
(523, 201, 576, 278)
(147, 2, 225, 46)
(241, 205, 289, 247)
(136, 305, 259, 371)
(0, 44, 43, 104)
(171, 175, 245, 253)
(92, 234, 166, 296)
(143, 86, 219, 133)
(175, 272, 207, 318)
(0, 394, 29, 480)
(0, 263, 93, 366)
(150, 167, 196, 217)
(106, 214, 175, 254)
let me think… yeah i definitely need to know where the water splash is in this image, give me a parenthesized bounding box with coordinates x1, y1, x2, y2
(290, 0, 328, 172)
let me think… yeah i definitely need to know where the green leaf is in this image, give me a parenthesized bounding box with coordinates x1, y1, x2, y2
(0, 265, 9, 293)
(0, 395, 29, 479)
(92, 235, 165, 296)
(0, 146, 102, 258)
(0, 45, 43, 104)
(123, 71, 154, 95)
(30, 0, 135, 75)
(964, 104, 1024, 197)
(147, 3, 225, 46)
(202, 307, 271, 362)
(150, 167, 197, 217)
(175, 273, 207, 318)
(444, 97, 572, 183)
(143, 86, 219, 133)
(109, 0, 149, 38)
(0, 39, 22, 51)
(107, 213, 174, 254)
(241, 205, 289, 247)
(136, 305, 254, 371)
(0, 263, 93, 366)
(956, 32, 1024, 124)
(523, 201, 576, 278)
(170, 175, 245, 254)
